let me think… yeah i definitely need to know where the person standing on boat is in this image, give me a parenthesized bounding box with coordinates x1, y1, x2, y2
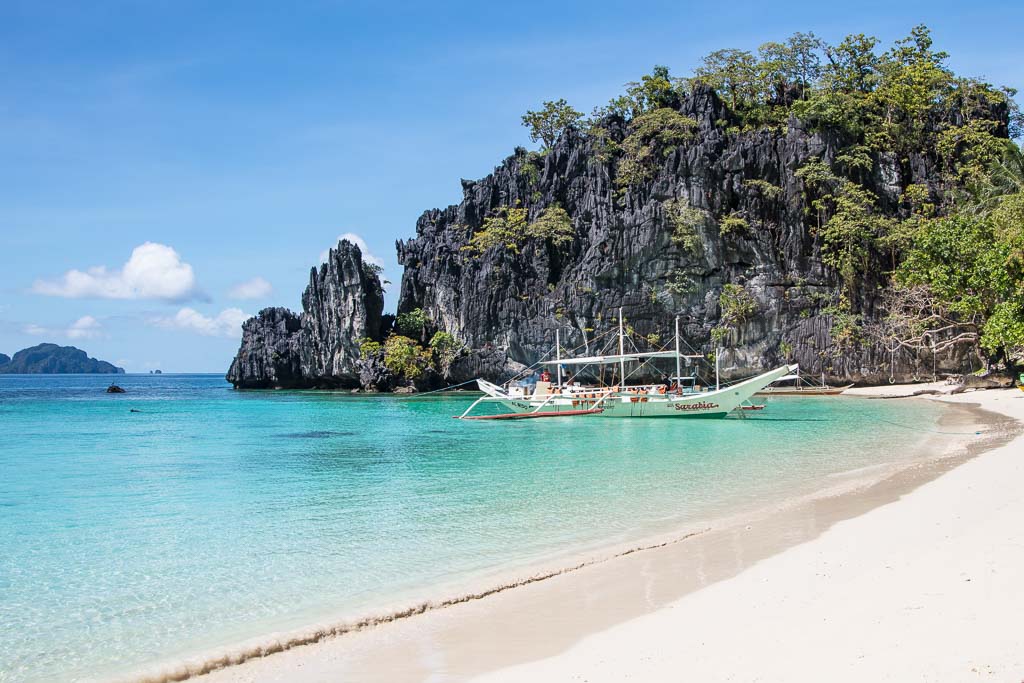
(539, 369, 551, 383)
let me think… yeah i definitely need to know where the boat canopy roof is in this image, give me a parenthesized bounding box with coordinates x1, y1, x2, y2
(540, 350, 689, 365)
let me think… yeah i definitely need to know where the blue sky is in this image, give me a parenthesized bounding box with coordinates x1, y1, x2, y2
(2, 0, 1022, 373)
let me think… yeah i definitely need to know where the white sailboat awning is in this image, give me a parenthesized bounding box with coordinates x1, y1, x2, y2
(541, 351, 683, 365)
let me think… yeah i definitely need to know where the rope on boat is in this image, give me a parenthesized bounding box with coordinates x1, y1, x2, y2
(398, 328, 622, 400)
(556, 322, 763, 391)
(513, 326, 622, 388)
(395, 379, 480, 399)
(871, 416, 985, 436)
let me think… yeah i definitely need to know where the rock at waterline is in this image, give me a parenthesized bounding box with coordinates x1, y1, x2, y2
(226, 240, 386, 390)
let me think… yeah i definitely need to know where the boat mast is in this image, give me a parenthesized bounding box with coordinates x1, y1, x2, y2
(674, 316, 681, 395)
(715, 347, 721, 391)
(555, 328, 562, 390)
(618, 307, 625, 387)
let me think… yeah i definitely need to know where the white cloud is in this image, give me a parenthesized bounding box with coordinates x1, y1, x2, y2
(22, 315, 105, 340)
(151, 307, 248, 338)
(319, 232, 384, 267)
(66, 316, 103, 339)
(228, 276, 273, 300)
(33, 242, 201, 301)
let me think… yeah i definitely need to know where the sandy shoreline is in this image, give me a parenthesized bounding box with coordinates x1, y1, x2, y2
(177, 387, 1023, 683)
(475, 387, 1024, 682)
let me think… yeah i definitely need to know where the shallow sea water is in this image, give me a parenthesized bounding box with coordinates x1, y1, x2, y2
(0, 374, 949, 681)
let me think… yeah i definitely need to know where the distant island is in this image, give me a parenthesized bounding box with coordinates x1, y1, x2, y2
(0, 344, 125, 374)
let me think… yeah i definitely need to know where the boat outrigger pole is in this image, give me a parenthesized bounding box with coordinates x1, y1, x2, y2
(618, 307, 625, 386)
(555, 328, 562, 389)
(675, 316, 681, 395)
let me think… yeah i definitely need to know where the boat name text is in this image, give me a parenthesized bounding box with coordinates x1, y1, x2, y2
(672, 401, 720, 411)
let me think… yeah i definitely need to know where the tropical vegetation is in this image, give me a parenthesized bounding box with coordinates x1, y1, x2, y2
(359, 309, 466, 384)
(513, 25, 1023, 368)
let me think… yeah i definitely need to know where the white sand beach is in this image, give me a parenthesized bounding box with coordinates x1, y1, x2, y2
(197, 387, 1024, 683)
(474, 386, 1024, 682)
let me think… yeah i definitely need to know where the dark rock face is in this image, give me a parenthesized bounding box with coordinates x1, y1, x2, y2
(396, 86, 985, 385)
(0, 344, 124, 374)
(227, 240, 386, 388)
(300, 243, 384, 383)
(228, 87, 1002, 390)
(226, 308, 305, 388)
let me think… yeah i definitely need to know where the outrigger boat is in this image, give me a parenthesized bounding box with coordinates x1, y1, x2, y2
(458, 310, 797, 420)
(755, 369, 853, 396)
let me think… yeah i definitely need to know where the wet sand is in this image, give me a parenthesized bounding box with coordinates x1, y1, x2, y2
(182, 387, 1021, 683)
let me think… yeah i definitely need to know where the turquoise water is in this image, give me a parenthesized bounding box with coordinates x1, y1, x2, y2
(0, 375, 949, 682)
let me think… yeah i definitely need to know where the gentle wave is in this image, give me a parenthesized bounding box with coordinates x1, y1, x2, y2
(123, 529, 710, 683)
(123, 405, 996, 683)
(125, 401, 1009, 683)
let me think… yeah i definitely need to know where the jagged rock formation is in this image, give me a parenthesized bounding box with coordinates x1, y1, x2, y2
(227, 308, 305, 388)
(230, 86, 1004, 390)
(300, 243, 384, 381)
(0, 344, 124, 374)
(396, 85, 993, 385)
(227, 240, 385, 388)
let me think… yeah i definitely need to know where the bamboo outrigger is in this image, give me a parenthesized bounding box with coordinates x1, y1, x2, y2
(755, 369, 853, 396)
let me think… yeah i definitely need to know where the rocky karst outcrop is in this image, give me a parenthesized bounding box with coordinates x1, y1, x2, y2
(226, 308, 305, 388)
(300, 242, 385, 381)
(230, 85, 1004, 390)
(396, 85, 993, 386)
(227, 241, 385, 388)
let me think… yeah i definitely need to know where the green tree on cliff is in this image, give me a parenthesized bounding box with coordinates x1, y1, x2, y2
(521, 99, 584, 151)
(693, 49, 759, 111)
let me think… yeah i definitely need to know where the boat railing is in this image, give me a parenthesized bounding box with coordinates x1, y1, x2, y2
(511, 382, 710, 399)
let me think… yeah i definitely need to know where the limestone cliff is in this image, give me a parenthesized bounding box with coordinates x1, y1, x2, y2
(227, 241, 385, 388)
(226, 308, 305, 388)
(396, 85, 990, 385)
(230, 85, 1003, 389)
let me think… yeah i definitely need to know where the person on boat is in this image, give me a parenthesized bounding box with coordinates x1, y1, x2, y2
(539, 369, 551, 383)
